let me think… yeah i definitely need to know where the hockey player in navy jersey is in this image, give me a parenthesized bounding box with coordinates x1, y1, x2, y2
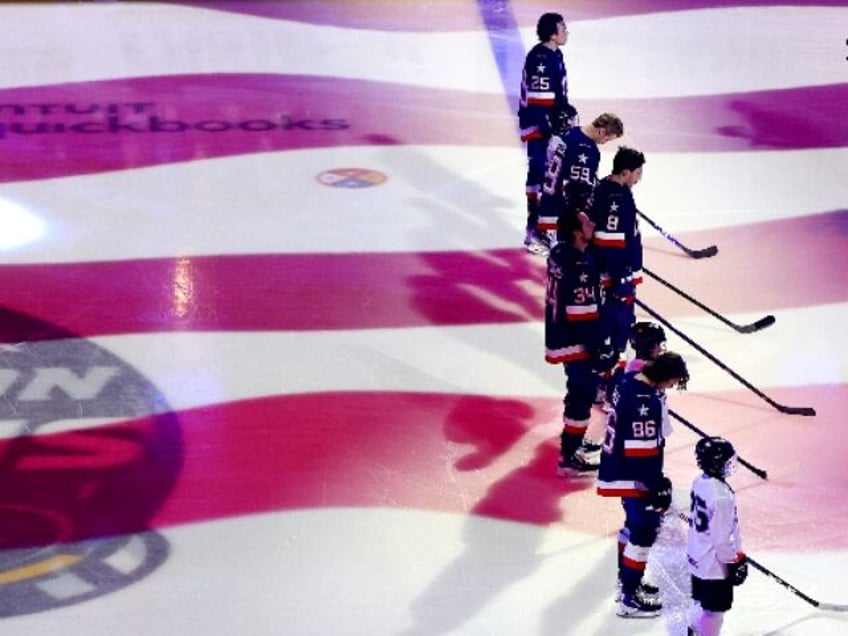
(590, 146, 646, 405)
(545, 209, 617, 476)
(591, 146, 646, 352)
(603, 320, 669, 597)
(687, 437, 747, 636)
(519, 12, 577, 255)
(597, 352, 689, 618)
(537, 113, 623, 252)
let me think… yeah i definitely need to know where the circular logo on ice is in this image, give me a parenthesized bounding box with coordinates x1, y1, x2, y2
(0, 309, 180, 617)
(316, 168, 388, 188)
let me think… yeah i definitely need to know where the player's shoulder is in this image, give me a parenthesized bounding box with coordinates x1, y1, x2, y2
(527, 42, 554, 61)
(692, 473, 734, 499)
(548, 241, 574, 265)
(616, 373, 651, 401)
(594, 177, 620, 197)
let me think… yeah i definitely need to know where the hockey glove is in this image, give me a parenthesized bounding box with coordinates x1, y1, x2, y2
(728, 553, 748, 586)
(647, 475, 673, 512)
(608, 278, 635, 305)
(590, 341, 618, 375)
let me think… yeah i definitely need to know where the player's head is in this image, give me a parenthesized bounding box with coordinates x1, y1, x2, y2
(537, 13, 567, 44)
(695, 436, 737, 480)
(642, 351, 688, 390)
(560, 209, 595, 248)
(630, 321, 666, 361)
(589, 113, 624, 145)
(612, 146, 646, 187)
(551, 108, 573, 136)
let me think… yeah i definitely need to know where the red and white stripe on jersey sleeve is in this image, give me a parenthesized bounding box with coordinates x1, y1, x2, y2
(596, 479, 648, 498)
(593, 230, 626, 248)
(565, 303, 599, 321)
(624, 438, 661, 457)
(525, 90, 555, 107)
(545, 343, 589, 364)
(520, 125, 543, 141)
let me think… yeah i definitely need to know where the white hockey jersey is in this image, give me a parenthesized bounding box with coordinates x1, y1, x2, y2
(687, 474, 743, 580)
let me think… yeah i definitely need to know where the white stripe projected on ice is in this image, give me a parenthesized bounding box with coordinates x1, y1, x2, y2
(92, 302, 848, 413)
(3, 6, 846, 98)
(0, 4, 504, 94)
(557, 7, 848, 98)
(3, 146, 846, 263)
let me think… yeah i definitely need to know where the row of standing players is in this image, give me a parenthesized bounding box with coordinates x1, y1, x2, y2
(518, 13, 748, 634)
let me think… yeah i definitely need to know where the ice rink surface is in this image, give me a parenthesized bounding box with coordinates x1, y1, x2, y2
(0, 1, 846, 634)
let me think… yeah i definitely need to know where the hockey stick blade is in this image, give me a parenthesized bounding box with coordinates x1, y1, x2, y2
(637, 210, 719, 260)
(740, 459, 768, 480)
(643, 268, 775, 334)
(636, 299, 817, 416)
(736, 314, 776, 334)
(746, 556, 848, 611)
(777, 404, 817, 417)
(685, 244, 718, 259)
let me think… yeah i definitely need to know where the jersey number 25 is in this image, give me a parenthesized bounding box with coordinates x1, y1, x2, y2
(690, 492, 709, 533)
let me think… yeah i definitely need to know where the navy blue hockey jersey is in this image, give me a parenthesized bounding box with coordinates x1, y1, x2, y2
(544, 242, 607, 364)
(538, 127, 600, 231)
(596, 373, 666, 497)
(589, 177, 643, 300)
(518, 43, 570, 141)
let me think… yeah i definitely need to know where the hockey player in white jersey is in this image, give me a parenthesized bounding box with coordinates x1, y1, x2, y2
(687, 437, 748, 635)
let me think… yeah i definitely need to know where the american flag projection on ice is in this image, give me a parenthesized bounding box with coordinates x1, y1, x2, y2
(0, 1, 845, 634)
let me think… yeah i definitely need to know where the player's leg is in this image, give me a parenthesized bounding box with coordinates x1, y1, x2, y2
(523, 138, 549, 254)
(617, 499, 663, 617)
(556, 359, 599, 475)
(689, 576, 732, 635)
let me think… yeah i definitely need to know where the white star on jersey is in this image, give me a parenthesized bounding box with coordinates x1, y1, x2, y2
(610, 202, 619, 212)
(638, 404, 650, 417)
(579, 272, 588, 283)
(536, 64, 546, 73)
(577, 153, 588, 164)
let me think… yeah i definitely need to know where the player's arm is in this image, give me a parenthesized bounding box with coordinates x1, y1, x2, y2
(711, 488, 743, 564)
(538, 136, 567, 231)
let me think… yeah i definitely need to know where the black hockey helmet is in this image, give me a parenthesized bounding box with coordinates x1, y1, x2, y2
(695, 436, 737, 479)
(550, 108, 573, 135)
(630, 321, 666, 360)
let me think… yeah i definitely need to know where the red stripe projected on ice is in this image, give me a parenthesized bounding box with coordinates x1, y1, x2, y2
(0, 211, 843, 339)
(4, 387, 837, 550)
(157, 382, 848, 551)
(0, 77, 845, 182)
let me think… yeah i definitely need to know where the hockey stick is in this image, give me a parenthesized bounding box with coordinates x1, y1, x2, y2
(635, 299, 816, 417)
(676, 512, 848, 611)
(668, 408, 767, 479)
(637, 210, 718, 259)
(745, 556, 848, 612)
(643, 267, 775, 334)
